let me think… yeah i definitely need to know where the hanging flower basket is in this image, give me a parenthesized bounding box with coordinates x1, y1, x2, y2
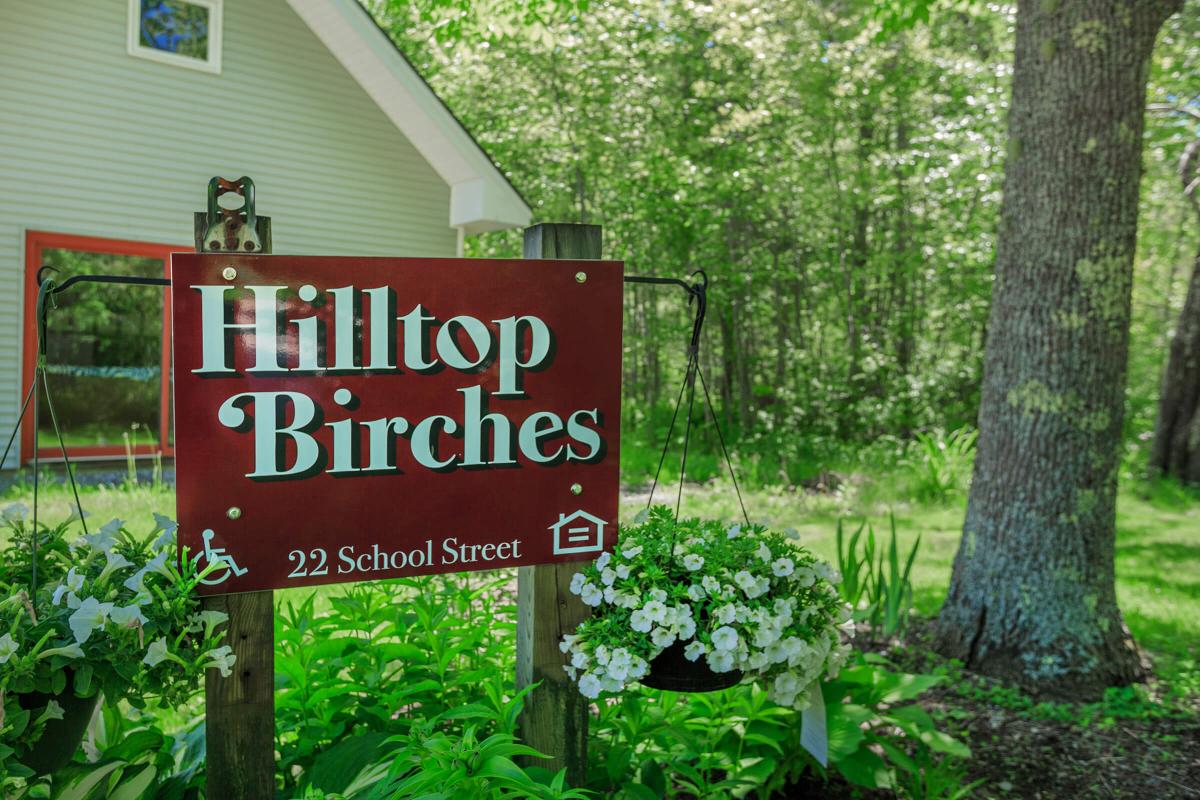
(15, 674, 99, 775)
(0, 508, 236, 780)
(560, 507, 854, 702)
(640, 639, 743, 693)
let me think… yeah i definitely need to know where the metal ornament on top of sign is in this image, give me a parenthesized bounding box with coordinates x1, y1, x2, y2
(202, 176, 262, 253)
(171, 254, 625, 594)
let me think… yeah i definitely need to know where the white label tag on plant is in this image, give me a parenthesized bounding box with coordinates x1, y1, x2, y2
(800, 681, 827, 767)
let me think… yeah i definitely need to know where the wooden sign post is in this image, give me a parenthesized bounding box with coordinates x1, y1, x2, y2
(193, 189, 276, 800)
(515, 223, 602, 786)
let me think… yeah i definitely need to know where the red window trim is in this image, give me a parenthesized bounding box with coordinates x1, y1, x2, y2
(22, 230, 190, 464)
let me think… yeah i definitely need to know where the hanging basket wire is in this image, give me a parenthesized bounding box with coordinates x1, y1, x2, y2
(631, 270, 753, 692)
(1, 270, 92, 597)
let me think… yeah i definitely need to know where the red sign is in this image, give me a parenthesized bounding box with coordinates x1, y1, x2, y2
(171, 255, 623, 594)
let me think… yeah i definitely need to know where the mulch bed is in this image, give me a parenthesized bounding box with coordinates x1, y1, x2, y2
(776, 620, 1200, 799)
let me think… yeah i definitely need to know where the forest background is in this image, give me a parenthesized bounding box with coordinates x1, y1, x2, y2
(364, 0, 1199, 493)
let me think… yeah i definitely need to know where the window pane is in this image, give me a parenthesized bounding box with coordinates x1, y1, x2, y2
(38, 250, 165, 451)
(138, 0, 210, 60)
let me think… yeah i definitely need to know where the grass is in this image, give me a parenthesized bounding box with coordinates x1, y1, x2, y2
(3, 465, 1197, 692)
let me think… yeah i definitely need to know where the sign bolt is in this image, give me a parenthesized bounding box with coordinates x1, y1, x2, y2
(570, 483, 583, 496)
(227, 506, 242, 520)
(222, 267, 237, 281)
(575, 271, 587, 284)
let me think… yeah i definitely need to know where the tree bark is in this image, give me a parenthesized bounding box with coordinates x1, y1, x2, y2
(934, 0, 1181, 699)
(1150, 140, 1200, 483)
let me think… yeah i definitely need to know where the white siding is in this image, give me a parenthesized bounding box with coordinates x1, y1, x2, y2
(0, 0, 459, 465)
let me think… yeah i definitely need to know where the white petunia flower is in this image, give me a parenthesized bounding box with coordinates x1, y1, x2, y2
(686, 584, 706, 602)
(52, 567, 85, 607)
(68, 597, 113, 644)
(711, 626, 740, 652)
(205, 645, 237, 677)
(684, 640, 707, 662)
(726, 524, 742, 539)
(630, 609, 653, 633)
(2, 503, 29, 523)
(772, 558, 795, 577)
(98, 550, 133, 583)
(577, 673, 602, 699)
(580, 583, 604, 607)
(144, 549, 172, 579)
(813, 562, 839, 583)
(677, 615, 697, 640)
(621, 545, 643, 559)
(642, 600, 669, 623)
(123, 567, 148, 594)
(84, 519, 123, 554)
(151, 513, 179, 550)
(38, 643, 85, 660)
(733, 570, 757, 593)
(715, 604, 737, 625)
(110, 604, 147, 628)
(600, 568, 617, 587)
(648, 588, 668, 603)
(569, 573, 587, 595)
(143, 637, 169, 667)
(701, 575, 721, 594)
(650, 627, 676, 649)
(615, 564, 631, 580)
(755, 542, 772, 562)
(34, 700, 65, 726)
(793, 567, 816, 587)
(603, 587, 617, 604)
(706, 650, 735, 673)
(682, 554, 705, 571)
(595, 551, 612, 570)
(0, 633, 17, 663)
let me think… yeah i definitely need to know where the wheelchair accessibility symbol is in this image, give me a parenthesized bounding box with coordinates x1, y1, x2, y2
(192, 529, 248, 586)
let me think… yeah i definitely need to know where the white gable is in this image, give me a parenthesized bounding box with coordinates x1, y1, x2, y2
(287, 0, 531, 234)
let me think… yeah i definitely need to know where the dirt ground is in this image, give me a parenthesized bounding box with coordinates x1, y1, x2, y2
(778, 621, 1200, 799)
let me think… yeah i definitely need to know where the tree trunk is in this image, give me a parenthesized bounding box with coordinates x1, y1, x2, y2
(934, 0, 1181, 699)
(1150, 141, 1200, 483)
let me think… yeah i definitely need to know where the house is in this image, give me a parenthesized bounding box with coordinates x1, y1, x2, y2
(0, 0, 530, 468)
(550, 510, 607, 556)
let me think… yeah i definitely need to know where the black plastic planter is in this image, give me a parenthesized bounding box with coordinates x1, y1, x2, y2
(17, 685, 99, 775)
(640, 640, 743, 692)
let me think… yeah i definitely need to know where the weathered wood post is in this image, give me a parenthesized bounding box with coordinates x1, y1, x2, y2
(515, 223, 601, 786)
(194, 185, 276, 800)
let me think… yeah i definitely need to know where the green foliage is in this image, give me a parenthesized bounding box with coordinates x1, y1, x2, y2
(0, 512, 230, 788)
(273, 574, 520, 796)
(835, 516, 920, 639)
(822, 654, 971, 792)
(907, 428, 977, 504)
(24, 702, 206, 800)
(363, 718, 588, 800)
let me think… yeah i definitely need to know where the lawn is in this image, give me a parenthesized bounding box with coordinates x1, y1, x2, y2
(5, 471, 1196, 688)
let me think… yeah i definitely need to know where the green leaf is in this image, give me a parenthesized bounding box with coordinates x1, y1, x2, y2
(306, 731, 389, 794)
(52, 761, 125, 800)
(825, 703, 873, 761)
(640, 760, 667, 797)
(834, 747, 893, 789)
(109, 765, 157, 800)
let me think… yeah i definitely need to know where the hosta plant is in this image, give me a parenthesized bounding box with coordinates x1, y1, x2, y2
(561, 506, 853, 707)
(0, 507, 233, 784)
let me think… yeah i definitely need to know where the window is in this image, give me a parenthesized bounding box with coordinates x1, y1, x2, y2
(22, 232, 185, 463)
(127, 0, 222, 74)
